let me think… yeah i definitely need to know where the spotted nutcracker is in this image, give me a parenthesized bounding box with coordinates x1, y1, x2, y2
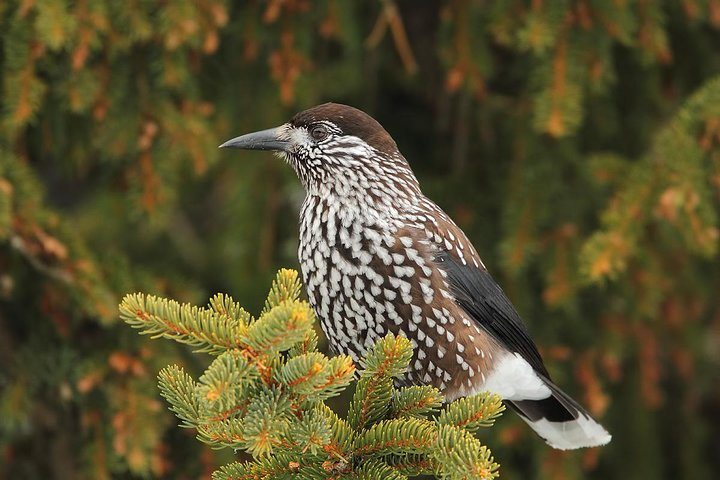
(220, 103, 611, 450)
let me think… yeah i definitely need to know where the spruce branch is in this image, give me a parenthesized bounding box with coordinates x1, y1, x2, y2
(120, 269, 503, 479)
(349, 333, 413, 431)
(197, 351, 258, 418)
(353, 418, 436, 456)
(208, 293, 253, 331)
(354, 458, 409, 480)
(430, 425, 499, 480)
(437, 394, 505, 433)
(383, 453, 441, 477)
(197, 418, 246, 449)
(348, 371, 394, 432)
(392, 385, 444, 419)
(241, 388, 293, 456)
(119, 293, 248, 354)
(243, 301, 314, 353)
(312, 403, 355, 454)
(261, 268, 304, 315)
(157, 365, 201, 428)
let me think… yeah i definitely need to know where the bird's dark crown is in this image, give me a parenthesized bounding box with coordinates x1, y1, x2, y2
(291, 103, 398, 156)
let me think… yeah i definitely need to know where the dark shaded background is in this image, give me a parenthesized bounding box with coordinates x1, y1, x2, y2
(1, 1, 719, 479)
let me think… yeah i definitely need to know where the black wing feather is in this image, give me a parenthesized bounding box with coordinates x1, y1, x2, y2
(435, 250, 550, 378)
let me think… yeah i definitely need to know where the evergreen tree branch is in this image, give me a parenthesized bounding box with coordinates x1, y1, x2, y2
(120, 269, 503, 479)
(349, 333, 413, 430)
(430, 425, 499, 480)
(437, 393, 505, 433)
(353, 418, 436, 457)
(391, 385, 444, 419)
(119, 293, 247, 354)
(242, 302, 314, 354)
(157, 365, 201, 428)
(261, 268, 303, 315)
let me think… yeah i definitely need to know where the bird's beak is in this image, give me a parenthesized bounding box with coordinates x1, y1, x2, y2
(218, 126, 290, 152)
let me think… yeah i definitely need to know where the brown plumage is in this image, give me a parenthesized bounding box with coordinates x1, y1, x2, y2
(220, 103, 611, 450)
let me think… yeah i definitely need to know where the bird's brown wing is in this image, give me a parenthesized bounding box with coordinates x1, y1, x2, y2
(434, 249, 550, 378)
(408, 200, 550, 378)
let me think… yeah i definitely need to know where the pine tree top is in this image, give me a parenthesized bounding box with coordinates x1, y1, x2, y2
(120, 269, 504, 479)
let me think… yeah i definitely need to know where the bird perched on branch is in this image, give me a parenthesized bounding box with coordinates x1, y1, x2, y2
(220, 103, 611, 450)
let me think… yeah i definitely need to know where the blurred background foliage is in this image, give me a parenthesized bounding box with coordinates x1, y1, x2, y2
(1, 0, 719, 478)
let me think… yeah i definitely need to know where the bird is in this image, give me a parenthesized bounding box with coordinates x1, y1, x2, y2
(220, 103, 611, 450)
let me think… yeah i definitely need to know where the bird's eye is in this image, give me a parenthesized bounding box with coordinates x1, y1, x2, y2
(310, 125, 328, 141)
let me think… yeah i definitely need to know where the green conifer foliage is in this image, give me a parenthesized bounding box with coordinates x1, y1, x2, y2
(120, 269, 504, 480)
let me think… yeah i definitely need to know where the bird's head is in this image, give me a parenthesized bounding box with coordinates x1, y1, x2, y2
(220, 103, 421, 199)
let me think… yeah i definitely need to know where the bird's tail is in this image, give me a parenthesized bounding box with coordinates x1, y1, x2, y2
(505, 377, 611, 450)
